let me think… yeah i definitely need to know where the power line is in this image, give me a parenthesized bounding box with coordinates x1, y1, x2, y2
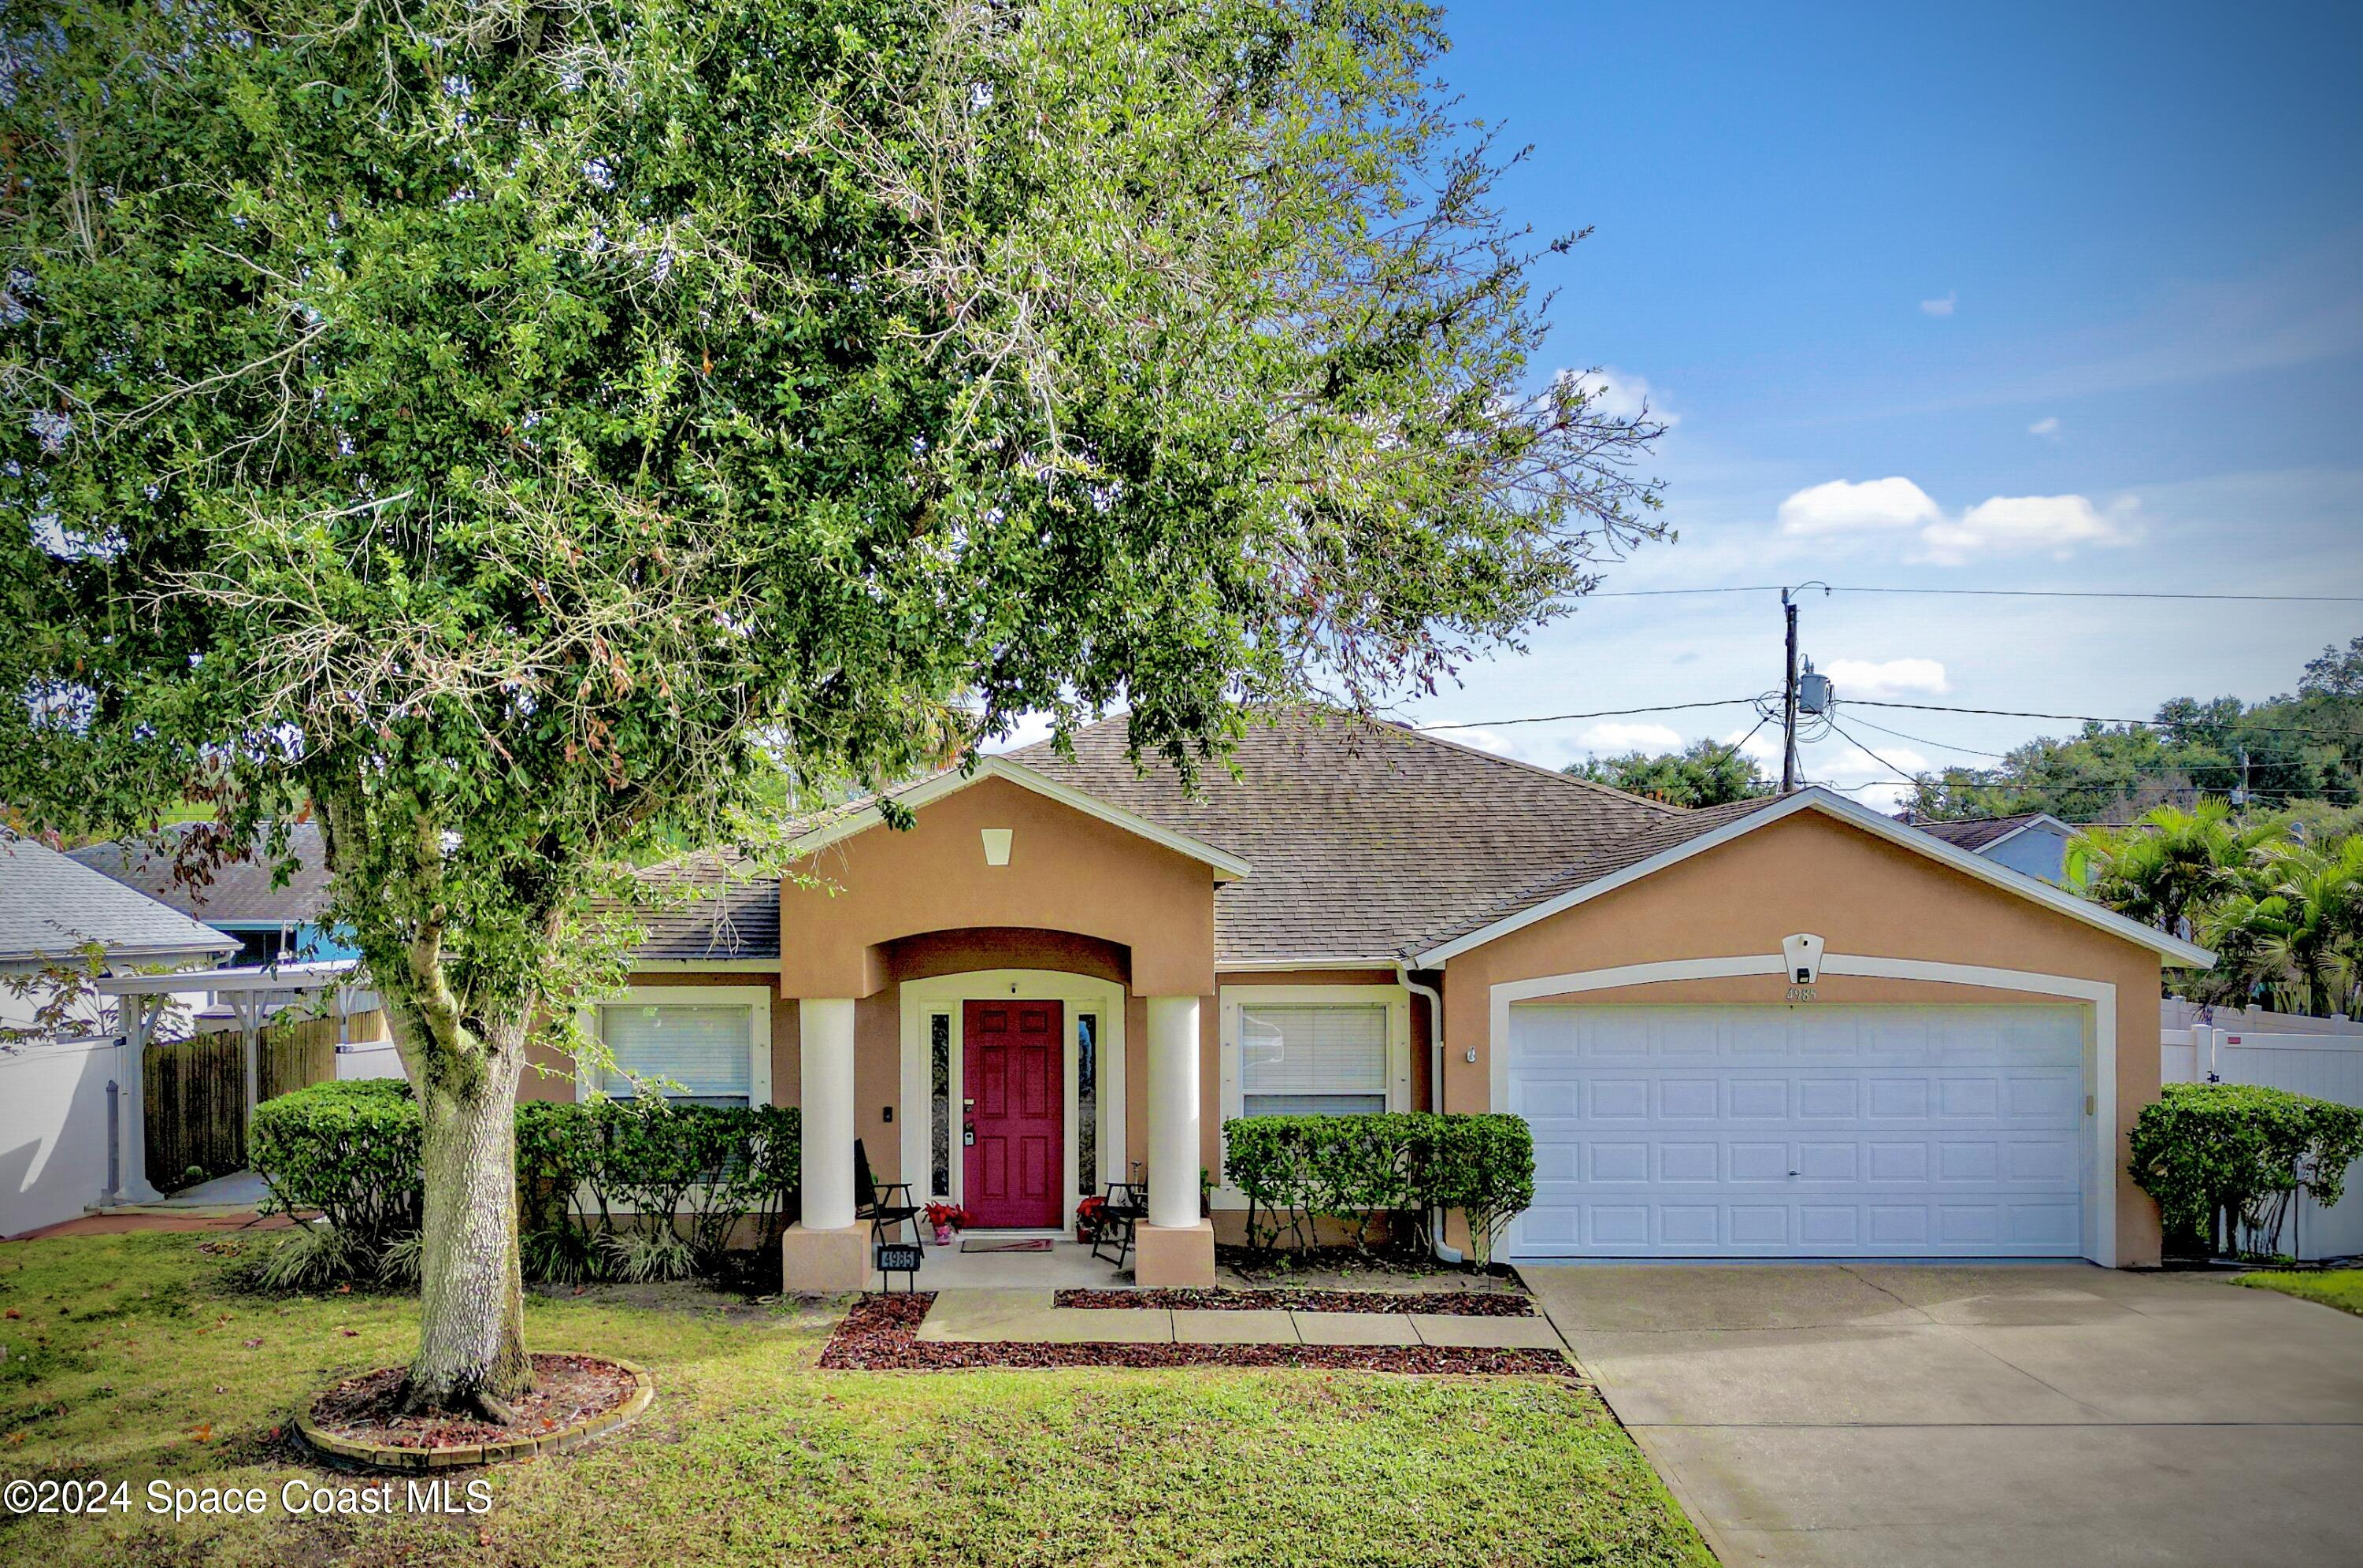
(1586, 584, 2363, 604)
(1824, 720, 1928, 790)
(1846, 699, 2363, 740)
(1419, 697, 1757, 732)
(1841, 711, 2014, 760)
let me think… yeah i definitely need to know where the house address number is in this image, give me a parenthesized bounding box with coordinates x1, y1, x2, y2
(1786, 984, 1817, 1003)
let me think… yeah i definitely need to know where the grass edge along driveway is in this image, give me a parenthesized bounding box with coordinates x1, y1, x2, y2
(2238, 1267, 2363, 1318)
(0, 1233, 1710, 1567)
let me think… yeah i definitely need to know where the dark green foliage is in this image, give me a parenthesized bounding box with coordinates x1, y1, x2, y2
(1222, 1113, 1535, 1266)
(247, 1080, 424, 1256)
(1567, 740, 1771, 807)
(250, 1084, 799, 1284)
(2127, 1083, 2363, 1258)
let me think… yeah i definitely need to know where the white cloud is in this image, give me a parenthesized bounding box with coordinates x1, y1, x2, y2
(1920, 291, 1957, 317)
(1918, 494, 2138, 565)
(2028, 415, 2061, 438)
(1776, 476, 1942, 536)
(1556, 366, 1676, 427)
(980, 711, 1058, 753)
(1446, 726, 1528, 761)
(1818, 657, 1951, 701)
(1723, 726, 1785, 769)
(1577, 721, 1684, 754)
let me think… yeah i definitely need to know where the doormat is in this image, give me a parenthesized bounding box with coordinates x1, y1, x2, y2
(960, 1237, 1055, 1253)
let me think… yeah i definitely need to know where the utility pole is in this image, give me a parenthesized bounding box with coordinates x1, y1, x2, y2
(1780, 588, 1801, 791)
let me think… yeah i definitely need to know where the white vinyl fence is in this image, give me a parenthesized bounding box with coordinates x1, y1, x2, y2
(2162, 1007, 2363, 1262)
(0, 1036, 126, 1239)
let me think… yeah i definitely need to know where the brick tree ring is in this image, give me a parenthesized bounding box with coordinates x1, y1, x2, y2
(294, 1354, 655, 1471)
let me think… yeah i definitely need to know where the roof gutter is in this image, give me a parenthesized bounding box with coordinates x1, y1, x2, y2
(1397, 960, 1463, 1265)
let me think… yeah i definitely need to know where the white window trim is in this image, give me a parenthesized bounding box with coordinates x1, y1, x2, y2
(1214, 982, 1411, 1210)
(1485, 953, 2118, 1268)
(575, 985, 773, 1108)
(896, 969, 1127, 1231)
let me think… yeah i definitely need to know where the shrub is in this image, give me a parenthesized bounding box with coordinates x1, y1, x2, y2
(2128, 1083, 2363, 1258)
(247, 1080, 423, 1256)
(247, 1084, 799, 1288)
(250, 1220, 366, 1292)
(1222, 1112, 1536, 1264)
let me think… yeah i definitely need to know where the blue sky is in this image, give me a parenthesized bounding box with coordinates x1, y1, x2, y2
(1382, 1, 2363, 805)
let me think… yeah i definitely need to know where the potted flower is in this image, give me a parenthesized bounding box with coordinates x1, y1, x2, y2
(924, 1202, 970, 1246)
(1074, 1193, 1107, 1244)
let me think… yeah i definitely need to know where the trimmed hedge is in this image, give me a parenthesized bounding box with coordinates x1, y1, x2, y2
(2128, 1082, 2363, 1259)
(1222, 1112, 1535, 1269)
(247, 1079, 422, 1254)
(249, 1080, 799, 1286)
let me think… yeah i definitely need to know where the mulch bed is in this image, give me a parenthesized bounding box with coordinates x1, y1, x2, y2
(820, 1294, 1572, 1377)
(1054, 1287, 1534, 1316)
(307, 1354, 640, 1451)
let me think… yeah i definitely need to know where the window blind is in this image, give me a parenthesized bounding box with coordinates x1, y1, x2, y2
(599, 1003, 752, 1105)
(1240, 1004, 1386, 1115)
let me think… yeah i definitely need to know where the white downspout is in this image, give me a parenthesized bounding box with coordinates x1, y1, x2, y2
(1399, 962, 1463, 1264)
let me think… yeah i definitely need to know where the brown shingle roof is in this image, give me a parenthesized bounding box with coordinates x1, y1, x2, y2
(623, 850, 782, 962)
(1008, 711, 1697, 965)
(69, 821, 332, 923)
(1404, 792, 1789, 955)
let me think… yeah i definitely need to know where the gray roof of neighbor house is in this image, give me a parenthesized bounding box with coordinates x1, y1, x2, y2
(1907, 812, 2061, 854)
(69, 821, 335, 925)
(0, 833, 240, 965)
(1009, 712, 1715, 965)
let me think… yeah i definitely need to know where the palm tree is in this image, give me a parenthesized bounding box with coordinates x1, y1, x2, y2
(2199, 838, 2363, 1017)
(2068, 801, 2274, 939)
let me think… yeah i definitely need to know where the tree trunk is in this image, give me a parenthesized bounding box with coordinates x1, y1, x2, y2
(401, 1013, 532, 1417)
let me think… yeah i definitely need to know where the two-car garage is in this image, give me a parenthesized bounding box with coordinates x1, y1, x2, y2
(1503, 1003, 2092, 1258)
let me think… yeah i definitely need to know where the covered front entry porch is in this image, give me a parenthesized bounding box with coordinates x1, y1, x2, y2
(766, 760, 1245, 1293)
(785, 983, 1213, 1290)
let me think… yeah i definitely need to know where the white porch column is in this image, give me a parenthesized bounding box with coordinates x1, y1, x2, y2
(798, 998, 857, 1231)
(1146, 995, 1201, 1228)
(116, 994, 162, 1205)
(1140, 994, 1215, 1286)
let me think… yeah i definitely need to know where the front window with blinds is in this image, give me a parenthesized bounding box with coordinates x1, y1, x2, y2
(1240, 1005, 1386, 1116)
(599, 1003, 752, 1106)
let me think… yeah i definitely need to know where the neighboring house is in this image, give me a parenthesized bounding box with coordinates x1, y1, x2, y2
(560, 712, 2205, 1289)
(0, 833, 236, 1236)
(1901, 811, 2076, 884)
(70, 821, 358, 967)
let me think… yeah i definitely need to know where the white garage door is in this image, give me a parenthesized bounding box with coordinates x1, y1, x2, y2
(1506, 1004, 2087, 1258)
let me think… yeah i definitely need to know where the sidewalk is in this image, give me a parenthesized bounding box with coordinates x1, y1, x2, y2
(914, 1288, 1567, 1351)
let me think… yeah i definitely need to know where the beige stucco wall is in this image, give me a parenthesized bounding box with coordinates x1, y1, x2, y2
(1435, 808, 2168, 1266)
(778, 775, 1220, 999)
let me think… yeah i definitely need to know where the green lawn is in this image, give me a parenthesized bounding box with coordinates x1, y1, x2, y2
(2238, 1268, 2363, 1318)
(0, 1233, 1707, 1567)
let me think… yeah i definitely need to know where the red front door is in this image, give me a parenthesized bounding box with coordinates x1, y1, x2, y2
(963, 999, 1064, 1229)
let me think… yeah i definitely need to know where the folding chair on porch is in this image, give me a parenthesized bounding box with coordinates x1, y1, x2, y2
(1087, 1179, 1146, 1267)
(855, 1138, 921, 1244)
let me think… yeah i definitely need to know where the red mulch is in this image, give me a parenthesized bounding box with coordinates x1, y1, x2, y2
(308, 1354, 637, 1451)
(819, 1294, 1573, 1376)
(1054, 1287, 1534, 1316)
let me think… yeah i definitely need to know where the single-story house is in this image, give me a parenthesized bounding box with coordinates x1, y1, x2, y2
(0, 833, 236, 1236)
(1901, 810, 2076, 884)
(552, 713, 2206, 1288)
(71, 821, 360, 969)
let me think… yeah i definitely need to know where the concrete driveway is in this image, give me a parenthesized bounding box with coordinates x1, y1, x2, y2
(1523, 1263, 2363, 1566)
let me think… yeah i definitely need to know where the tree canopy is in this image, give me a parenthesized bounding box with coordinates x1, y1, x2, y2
(1904, 636, 2363, 824)
(0, 0, 1667, 1409)
(1564, 738, 1770, 807)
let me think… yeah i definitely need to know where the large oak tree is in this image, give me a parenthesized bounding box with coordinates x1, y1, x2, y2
(0, 0, 1665, 1414)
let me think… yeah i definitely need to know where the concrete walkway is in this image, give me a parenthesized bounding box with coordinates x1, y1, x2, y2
(914, 1288, 1566, 1349)
(1523, 1262, 2363, 1567)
